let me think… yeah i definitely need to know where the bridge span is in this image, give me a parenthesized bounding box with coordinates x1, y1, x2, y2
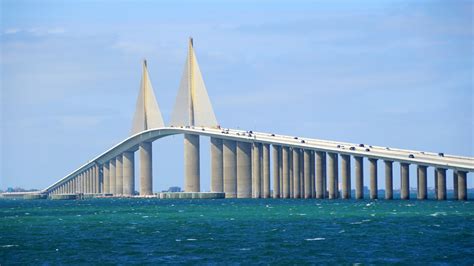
(32, 38, 474, 200)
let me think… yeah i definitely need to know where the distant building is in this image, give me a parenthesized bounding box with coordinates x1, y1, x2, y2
(162, 186, 181, 192)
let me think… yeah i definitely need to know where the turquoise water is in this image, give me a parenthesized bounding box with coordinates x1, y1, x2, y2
(1, 198, 473, 264)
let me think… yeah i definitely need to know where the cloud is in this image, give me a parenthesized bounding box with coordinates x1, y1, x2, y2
(4, 28, 21, 34)
(3, 27, 66, 36)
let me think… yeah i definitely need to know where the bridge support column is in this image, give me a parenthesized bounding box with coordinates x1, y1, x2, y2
(328, 152, 337, 199)
(316, 151, 325, 199)
(211, 138, 223, 193)
(237, 142, 251, 198)
(123, 152, 135, 196)
(292, 148, 300, 198)
(184, 134, 200, 192)
(417, 165, 427, 200)
(116, 155, 123, 195)
(400, 163, 410, 200)
(272, 145, 281, 198)
(369, 158, 378, 199)
(436, 168, 447, 200)
(310, 151, 315, 198)
(223, 140, 237, 198)
(341, 154, 351, 199)
(86, 169, 91, 194)
(103, 162, 110, 194)
(92, 166, 96, 194)
(304, 150, 311, 199)
(434, 168, 438, 200)
(453, 171, 458, 200)
(139, 142, 153, 196)
(458, 171, 467, 200)
(355, 156, 363, 199)
(385, 160, 393, 200)
(289, 150, 293, 198)
(263, 144, 270, 198)
(282, 147, 290, 198)
(109, 159, 116, 195)
(252, 143, 261, 198)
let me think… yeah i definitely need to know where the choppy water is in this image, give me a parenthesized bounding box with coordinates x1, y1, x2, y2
(1, 198, 473, 264)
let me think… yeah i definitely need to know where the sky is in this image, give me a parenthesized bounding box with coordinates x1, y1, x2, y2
(1, 0, 473, 192)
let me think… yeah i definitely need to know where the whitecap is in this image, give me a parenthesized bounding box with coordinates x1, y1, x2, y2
(350, 221, 363, 225)
(429, 212, 447, 217)
(240, 248, 251, 251)
(297, 213, 307, 216)
(186, 238, 197, 241)
(305, 238, 325, 241)
(142, 216, 149, 218)
(175, 239, 181, 242)
(1, 245, 18, 248)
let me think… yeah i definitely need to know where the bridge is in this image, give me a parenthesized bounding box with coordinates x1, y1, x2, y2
(30, 38, 474, 200)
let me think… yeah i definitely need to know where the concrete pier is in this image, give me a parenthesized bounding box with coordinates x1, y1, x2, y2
(355, 156, 363, 199)
(210, 137, 223, 193)
(293, 148, 300, 198)
(102, 162, 110, 194)
(417, 165, 427, 200)
(458, 171, 467, 200)
(400, 163, 410, 200)
(316, 151, 325, 199)
(453, 171, 458, 200)
(223, 140, 237, 198)
(369, 158, 378, 199)
(262, 144, 270, 198)
(436, 168, 447, 200)
(184, 134, 200, 192)
(115, 155, 123, 195)
(122, 151, 135, 196)
(310, 151, 315, 198)
(282, 146, 290, 198)
(139, 142, 153, 196)
(289, 150, 293, 198)
(303, 150, 311, 199)
(272, 145, 281, 198)
(109, 160, 116, 195)
(252, 143, 261, 198)
(385, 160, 393, 200)
(341, 154, 351, 199)
(237, 142, 252, 198)
(434, 168, 438, 200)
(328, 152, 337, 199)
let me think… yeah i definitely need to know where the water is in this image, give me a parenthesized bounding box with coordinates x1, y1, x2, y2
(1, 198, 473, 264)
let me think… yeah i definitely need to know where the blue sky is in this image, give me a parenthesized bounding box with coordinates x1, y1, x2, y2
(1, 0, 472, 191)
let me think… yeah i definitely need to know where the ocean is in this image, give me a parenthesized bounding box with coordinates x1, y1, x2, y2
(1, 198, 473, 264)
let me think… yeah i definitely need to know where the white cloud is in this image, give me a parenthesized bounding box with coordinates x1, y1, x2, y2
(4, 28, 21, 34)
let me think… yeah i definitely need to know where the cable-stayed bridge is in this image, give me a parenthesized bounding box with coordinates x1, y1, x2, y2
(12, 38, 474, 200)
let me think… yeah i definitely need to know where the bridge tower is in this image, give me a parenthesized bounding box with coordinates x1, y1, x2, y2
(170, 38, 218, 192)
(130, 60, 164, 195)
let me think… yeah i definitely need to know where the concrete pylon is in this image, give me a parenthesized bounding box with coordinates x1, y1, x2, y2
(103, 162, 110, 194)
(433, 167, 438, 199)
(315, 151, 325, 199)
(457, 171, 467, 200)
(237, 142, 252, 198)
(223, 139, 237, 198)
(211, 137, 223, 193)
(293, 148, 300, 198)
(109, 158, 117, 195)
(272, 145, 281, 198)
(123, 152, 135, 196)
(453, 171, 458, 200)
(328, 152, 337, 199)
(417, 165, 427, 200)
(139, 142, 153, 196)
(184, 134, 200, 192)
(310, 151, 315, 198)
(436, 168, 447, 200)
(369, 158, 378, 200)
(289, 150, 293, 198)
(303, 150, 311, 199)
(384, 160, 393, 200)
(282, 147, 290, 198)
(355, 156, 363, 199)
(130, 60, 165, 135)
(341, 154, 351, 199)
(400, 163, 410, 200)
(262, 144, 271, 198)
(115, 156, 123, 195)
(252, 143, 261, 198)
